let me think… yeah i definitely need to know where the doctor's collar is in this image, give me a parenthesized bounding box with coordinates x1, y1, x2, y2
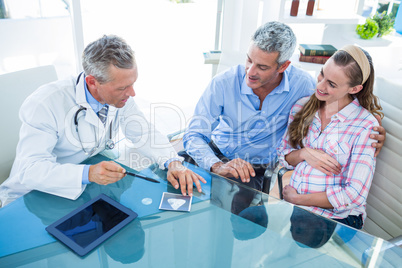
(83, 75, 108, 113)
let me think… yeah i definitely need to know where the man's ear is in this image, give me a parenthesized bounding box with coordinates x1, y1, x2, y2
(85, 75, 97, 90)
(278, 60, 291, 73)
(350, 84, 363, 94)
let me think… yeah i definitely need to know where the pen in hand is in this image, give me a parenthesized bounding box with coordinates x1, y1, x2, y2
(124, 171, 160, 183)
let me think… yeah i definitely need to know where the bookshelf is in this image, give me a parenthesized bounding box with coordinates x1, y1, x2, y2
(213, 0, 402, 82)
(278, 0, 366, 25)
(291, 23, 402, 81)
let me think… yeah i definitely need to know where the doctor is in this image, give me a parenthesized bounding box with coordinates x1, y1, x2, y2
(0, 35, 206, 207)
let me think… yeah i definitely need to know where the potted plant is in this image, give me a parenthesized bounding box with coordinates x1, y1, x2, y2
(356, 18, 379, 39)
(373, 11, 395, 37)
(356, 11, 395, 39)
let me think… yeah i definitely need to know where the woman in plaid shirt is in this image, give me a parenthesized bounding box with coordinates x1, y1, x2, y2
(278, 45, 383, 229)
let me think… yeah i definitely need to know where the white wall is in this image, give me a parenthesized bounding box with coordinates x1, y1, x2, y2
(0, 17, 77, 79)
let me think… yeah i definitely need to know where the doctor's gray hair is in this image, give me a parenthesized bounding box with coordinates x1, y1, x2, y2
(252, 21, 296, 67)
(82, 35, 136, 83)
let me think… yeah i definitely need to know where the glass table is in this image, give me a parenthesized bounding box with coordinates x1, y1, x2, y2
(0, 154, 401, 267)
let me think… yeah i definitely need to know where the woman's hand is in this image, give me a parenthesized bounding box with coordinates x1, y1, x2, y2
(283, 185, 333, 208)
(283, 185, 299, 204)
(301, 147, 342, 175)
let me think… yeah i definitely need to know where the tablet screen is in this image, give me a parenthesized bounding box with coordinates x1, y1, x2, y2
(55, 199, 129, 248)
(46, 194, 137, 256)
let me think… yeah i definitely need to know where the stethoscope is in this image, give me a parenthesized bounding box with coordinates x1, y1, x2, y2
(74, 73, 115, 155)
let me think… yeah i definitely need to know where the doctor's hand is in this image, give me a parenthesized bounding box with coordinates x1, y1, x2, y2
(211, 159, 255, 183)
(167, 161, 207, 196)
(89, 161, 126, 185)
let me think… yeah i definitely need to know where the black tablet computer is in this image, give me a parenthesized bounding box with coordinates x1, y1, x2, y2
(46, 194, 138, 257)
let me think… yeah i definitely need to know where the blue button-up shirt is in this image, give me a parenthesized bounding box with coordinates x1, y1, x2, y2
(183, 64, 315, 170)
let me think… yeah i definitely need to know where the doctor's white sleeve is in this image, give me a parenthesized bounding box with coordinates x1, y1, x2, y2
(7, 95, 86, 201)
(120, 99, 183, 170)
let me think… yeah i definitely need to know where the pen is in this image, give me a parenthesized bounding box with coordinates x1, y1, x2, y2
(125, 171, 160, 183)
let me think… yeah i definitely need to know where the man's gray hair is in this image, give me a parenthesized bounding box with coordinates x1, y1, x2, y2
(82, 35, 136, 83)
(252, 21, 297, 66)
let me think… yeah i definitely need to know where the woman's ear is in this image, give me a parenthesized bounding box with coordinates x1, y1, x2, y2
(350, 84, 363, 94)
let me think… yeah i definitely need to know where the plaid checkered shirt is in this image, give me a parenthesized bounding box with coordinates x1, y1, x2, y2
(278, 96, 379, 221)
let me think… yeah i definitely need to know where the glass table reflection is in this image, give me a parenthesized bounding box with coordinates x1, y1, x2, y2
(0, 154, 400, 267)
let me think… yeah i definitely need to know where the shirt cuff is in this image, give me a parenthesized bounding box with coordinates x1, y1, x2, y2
(204, 157, 223, 172)
(164, 157, 183, 169)
(278, 148, 298, 170)
(82, 165, 91, 184)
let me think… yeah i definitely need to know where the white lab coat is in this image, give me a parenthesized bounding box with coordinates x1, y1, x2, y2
(0, 75, 180, 206)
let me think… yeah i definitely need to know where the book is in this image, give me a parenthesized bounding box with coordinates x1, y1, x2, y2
(299, 44, 337, 56)
(299, 53, 330, 64)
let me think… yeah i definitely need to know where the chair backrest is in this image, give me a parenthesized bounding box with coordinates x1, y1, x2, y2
(363, 77, 402, 240)
(0, 65, 58, 184)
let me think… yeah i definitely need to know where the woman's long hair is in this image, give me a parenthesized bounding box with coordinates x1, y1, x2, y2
(287, 48, 383, 149)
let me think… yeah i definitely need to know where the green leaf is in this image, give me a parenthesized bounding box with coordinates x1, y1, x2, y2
(356, 18, 379, 40)
(372, 11, 395, 37)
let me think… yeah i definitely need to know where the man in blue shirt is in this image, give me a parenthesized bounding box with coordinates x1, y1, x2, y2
(182, 21, 384, 192)
(183, 21, 314, 191)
